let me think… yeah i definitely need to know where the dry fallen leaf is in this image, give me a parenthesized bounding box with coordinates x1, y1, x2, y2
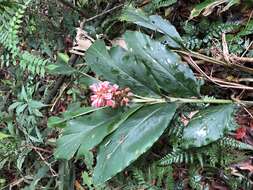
(180, 110, 199, 126)
(231, 158, 253, 173)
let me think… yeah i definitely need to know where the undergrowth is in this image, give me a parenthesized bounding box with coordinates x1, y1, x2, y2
(0, 0, 253, 189)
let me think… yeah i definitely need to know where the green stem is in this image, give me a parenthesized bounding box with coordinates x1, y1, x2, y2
(166, 96, 233, 104)
(132, 96, 253, 105)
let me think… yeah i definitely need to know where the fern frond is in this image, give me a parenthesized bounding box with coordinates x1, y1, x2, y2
(183, 35, 202, 50)
(0, 51, 12, 68)
(131, 165, 173, 190)
(152, 0, 177, 9)
(188, 166, 202, 190)
(167, 124, 184, 138)
(219, 137, 253, 151)
(225, 175, 253, 190)
(132, 168, 146, 186)
(132, 168, 154, 189)
(20, 52, 48, 77)
(159, 148, 195, 166)
(203, 21, 240, 42)
(0, 0, 49, 76)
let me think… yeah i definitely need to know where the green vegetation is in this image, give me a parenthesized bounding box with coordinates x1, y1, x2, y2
(1, 0, 253, 189)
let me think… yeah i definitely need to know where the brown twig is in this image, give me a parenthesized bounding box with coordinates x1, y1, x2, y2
(44, 54, 79, 105)
(50, 82, 70, 112)
(221, 33, 231, 64)
(34, 149, 57, 177)
(241, 41, 253, 57)
(175, 50, 253, 74)
(24, 144, 52, 154)
(231, 55, 253, 63)
(183, 56, 253, 90)
(195, 75, 253, 90)
(80, 3, 124, 28)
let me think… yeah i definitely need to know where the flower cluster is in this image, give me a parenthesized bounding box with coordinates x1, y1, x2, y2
(90, 81, 132, 108)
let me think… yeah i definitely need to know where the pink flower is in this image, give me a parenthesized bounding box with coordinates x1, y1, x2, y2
(89, 81, 132, 108)
(106, 100, 116, 108)
(91, 97, 105, 108)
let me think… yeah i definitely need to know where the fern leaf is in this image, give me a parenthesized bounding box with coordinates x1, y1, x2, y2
(152, 0, 177, 9)
(159, 148, 193, 166)
(219, 137, 253, 151)
(0, 0, 48, 76)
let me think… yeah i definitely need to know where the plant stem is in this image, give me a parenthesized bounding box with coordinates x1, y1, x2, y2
(166, 96, 233, 104)
(132, 95, 253, 105)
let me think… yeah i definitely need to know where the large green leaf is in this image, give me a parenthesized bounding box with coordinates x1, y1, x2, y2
(181, 104, 238, 149)
(93, 103, 177, 185)
(109, 46, 160, 95)
(48, 106, 104, 128)
(54, 106, 142, 160)
(85, 40, 160, 96)
(124, 31, 200, 97)
(120, 6, 182, 48)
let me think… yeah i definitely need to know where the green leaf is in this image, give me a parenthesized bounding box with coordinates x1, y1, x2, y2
(181, 104, 238, 149)
(153, 0, 177, 9)
(46, 63, 76, 75)
(110, 46, 160, 95)
(93, 103, 177, 185)
(57, 52, 69, 63)
(54, 106, 142, 160)
(78, 73, 100, 87)
(120, 6, 182, 48)
(189, 0, 239, 19)
(86, 40, 160, 96)
(238, 19, 253, 37)
(0, 132, 10, 140)
(8, 101, 22, 111)
(17, 148, 32, 171)
(124, 31, 200, 97)
(28, 100, 46, 109)
(82, 171, 92, 188)
(16, 103, 27, 114)
(47, 106, 104, 128)
(28, 166, 49, 190)
(47, 116, 65, 128)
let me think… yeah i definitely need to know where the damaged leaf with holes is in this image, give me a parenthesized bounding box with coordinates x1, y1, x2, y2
(181, 104, 238, 149)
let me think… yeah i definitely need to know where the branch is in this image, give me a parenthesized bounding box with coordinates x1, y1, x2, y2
(231, 56, 253, 63)
(174, 50, 253, 75)
(80, 3, 124, 28)
(43, 54, 79, 104)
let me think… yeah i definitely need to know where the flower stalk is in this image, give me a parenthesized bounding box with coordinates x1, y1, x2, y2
(89, 82, 253, 109)
(132, 95, 253, 105)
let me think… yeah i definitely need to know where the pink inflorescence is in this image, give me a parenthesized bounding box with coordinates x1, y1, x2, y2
(89, 81, 132, 108)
